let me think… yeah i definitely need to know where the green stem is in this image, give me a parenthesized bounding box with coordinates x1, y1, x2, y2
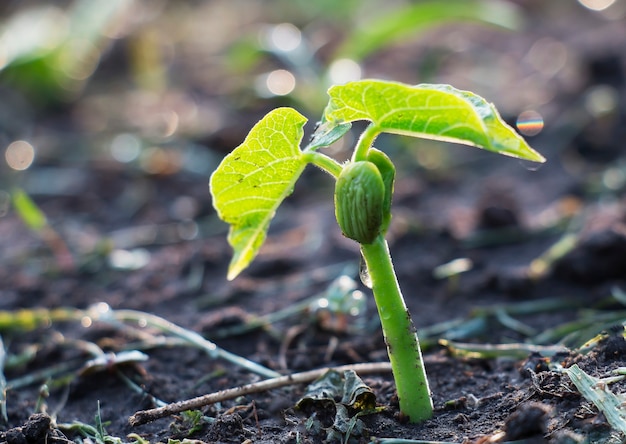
(352, 123, 380, 162)
(303, 151, 343, 178)
(360, 235, 433, 422)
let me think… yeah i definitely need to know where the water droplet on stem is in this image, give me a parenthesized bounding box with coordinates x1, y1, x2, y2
(359, 253, 372, 288)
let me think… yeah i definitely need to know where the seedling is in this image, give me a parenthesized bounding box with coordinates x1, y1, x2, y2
(11, 187, 75, 271)
(209, 79, 544, 422)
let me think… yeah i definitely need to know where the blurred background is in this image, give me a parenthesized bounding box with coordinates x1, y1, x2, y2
(0, 0, 625, 291)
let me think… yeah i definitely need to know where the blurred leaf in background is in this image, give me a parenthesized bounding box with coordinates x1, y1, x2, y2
(335, 0, 521, 61)
(11, 187, 47, 232)
(227, 0, 523, 114)
(0, 0, 130, 104)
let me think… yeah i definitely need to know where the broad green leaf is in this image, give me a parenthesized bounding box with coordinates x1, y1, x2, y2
(210, 108, 308, 280)
(324, 80, 545, 163)
(336, 0, 521, 61)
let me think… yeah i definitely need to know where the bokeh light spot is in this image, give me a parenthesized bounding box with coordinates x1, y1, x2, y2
(140, 146, 182, 175)
(433, 258, 473, 280)
(110, 133, 141, 163)
(415, 146, 446, 170)
(527, 37, 568, 77)
(585, 85, 618, 116)
(268, 23, 301, 52)
(109, 248, 151, 270)
(177, 220, 199, 240)
(516, 110, 544, 136)
(5, 140, 35, 170)
(265, 69, 296, 96)
(160, 110, 179, 138)
(81, 316, 93, 328)
(603, 167, 626, 190)
(578, 0, 616, 11)
(317, 298, 329, 309)
(328, 58, 362, 85)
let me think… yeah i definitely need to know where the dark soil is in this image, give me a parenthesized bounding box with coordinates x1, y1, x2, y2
(1, 1, 626, 443)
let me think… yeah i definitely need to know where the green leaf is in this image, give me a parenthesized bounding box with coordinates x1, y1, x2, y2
(210, 108, 308, 280)
(324, 80, 545, 163)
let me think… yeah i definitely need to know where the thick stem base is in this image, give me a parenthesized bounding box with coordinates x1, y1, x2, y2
(360, 236, 433, 422)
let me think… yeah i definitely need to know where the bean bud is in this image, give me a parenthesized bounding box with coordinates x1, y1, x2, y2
(334, 161, 385, 244)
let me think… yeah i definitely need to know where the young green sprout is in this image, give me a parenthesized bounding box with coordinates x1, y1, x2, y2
(209, 79, 545, 422)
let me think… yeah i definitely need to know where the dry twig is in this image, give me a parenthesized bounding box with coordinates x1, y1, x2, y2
(129, 362, 392, 426)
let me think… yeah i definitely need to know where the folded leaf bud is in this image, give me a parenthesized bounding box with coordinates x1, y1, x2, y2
(334, 161, 385, 244)
(366, 148, 395, 235)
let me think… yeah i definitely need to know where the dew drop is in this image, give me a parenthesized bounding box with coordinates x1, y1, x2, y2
(379, 306, 392, 320)
(517, 158, 545, 172)
(359, 253, 372, 289)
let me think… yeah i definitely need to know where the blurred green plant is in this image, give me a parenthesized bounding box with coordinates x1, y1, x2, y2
(335, 0, 520, 61)
(210, 79, 544, 422)
(10, 187, 46, 232)
(60, 402, 126, 444)
(0, 1, 128, 103)
(231, 0, 521, 112)
(10, 187, 75, 271)
(169, 410, 209, 439)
